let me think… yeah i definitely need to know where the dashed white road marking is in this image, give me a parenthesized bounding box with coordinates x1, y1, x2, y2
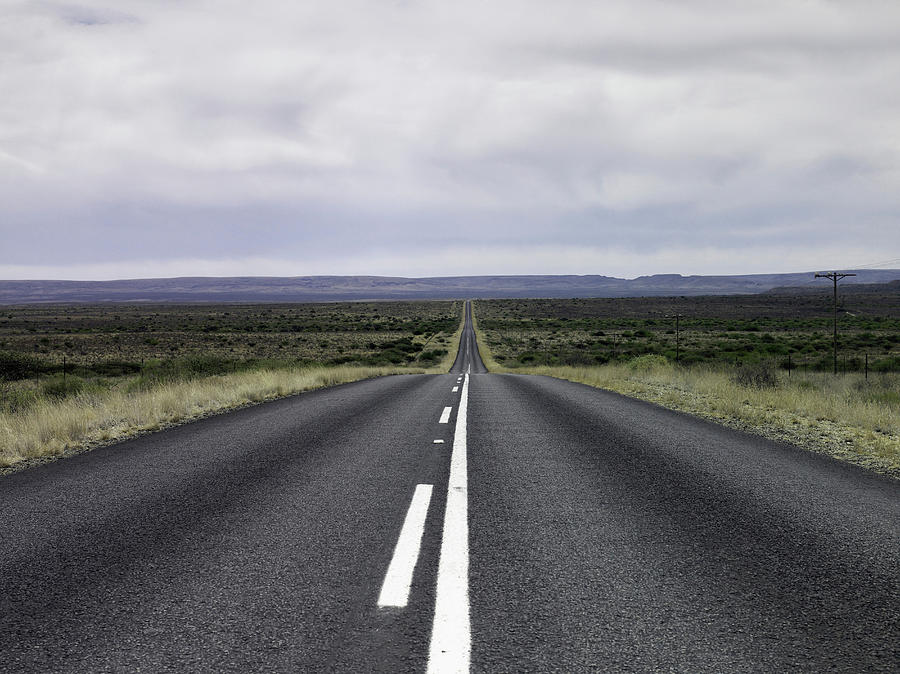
(378, 484, 434, 608)
(452, 386, 459, 393)
(428, 373, 470, 673)
(439, 406, 452, 424)
(433, 439, 444, 444)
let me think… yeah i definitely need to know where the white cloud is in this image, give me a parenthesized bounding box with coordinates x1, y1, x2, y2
(1, 0, 899, 277)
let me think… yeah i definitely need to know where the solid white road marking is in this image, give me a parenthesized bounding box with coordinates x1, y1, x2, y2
(428, 373, 470, 673)
(452, 386, 459, 393)
(439, 406, 452, 424)
(378, 484, 434, 608)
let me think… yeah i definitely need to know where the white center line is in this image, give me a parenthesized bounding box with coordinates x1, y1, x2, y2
(428, 373, 470, 673)
(452, 386, 459, 393)
(439, 406, 452, 424)
(377, 484, 434, 608)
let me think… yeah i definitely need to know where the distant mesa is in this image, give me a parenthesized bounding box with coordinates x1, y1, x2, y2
(0, 271, 897, 304)
(764, 279, 900, 295)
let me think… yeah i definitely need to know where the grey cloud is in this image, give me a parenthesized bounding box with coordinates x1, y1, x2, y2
(60, 7, 137, 26)
(1, 0, 898, 278)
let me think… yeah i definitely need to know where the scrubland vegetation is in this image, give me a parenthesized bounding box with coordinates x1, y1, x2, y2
(4, 292, 898, 478)
(473, 296, 900, 478)
(475, 294, 900, 372)
(0, 301, 462, 471)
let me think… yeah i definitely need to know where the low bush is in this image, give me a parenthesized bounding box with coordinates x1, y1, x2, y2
(626, 354, 670, 372)
(90, 361, 142, 377)
(0, 351, 48, 381)
(0, 384, 40, 413)
(41, 376, 85, 398)
(872, 356, 900, 372)
(732, 364, 778, 389)
(418, 349, 448, 364)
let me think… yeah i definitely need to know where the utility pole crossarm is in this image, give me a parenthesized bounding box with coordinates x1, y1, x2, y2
(814, 272, 857, 282)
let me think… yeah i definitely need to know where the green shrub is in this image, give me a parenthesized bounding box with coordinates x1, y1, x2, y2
(0, 350, 49, 380)
(419, 349, 448, 363)
(872, 356, 900, 372)
(733, 364, 777, 389)
(90, 360, 142, 377)
(0, 385, 40, 412)
(41, 376, 85, 398)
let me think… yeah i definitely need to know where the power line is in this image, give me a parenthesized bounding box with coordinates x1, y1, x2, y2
(789, 257, 900, 290)
(844, 257, 900, 270)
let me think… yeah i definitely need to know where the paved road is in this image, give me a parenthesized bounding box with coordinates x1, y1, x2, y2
(449, 301, 487, 375)
(0, 301, 897, 672)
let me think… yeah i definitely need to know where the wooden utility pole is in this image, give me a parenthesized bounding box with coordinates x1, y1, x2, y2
(814, 271, 856, 375)
(668, 314, 684, 362)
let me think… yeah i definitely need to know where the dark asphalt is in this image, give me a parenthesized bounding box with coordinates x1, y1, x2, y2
(468, 374, 899, 672)
(0, 300, 897, 672)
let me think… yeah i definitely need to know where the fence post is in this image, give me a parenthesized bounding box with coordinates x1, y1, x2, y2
(865, 353, 868, 380)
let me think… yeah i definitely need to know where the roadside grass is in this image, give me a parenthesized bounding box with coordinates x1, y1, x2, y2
(473, 307, 900, 479)
(0, 365, 432, 472)
(0, 301, 467, 474)
(430, 302, 467, 373)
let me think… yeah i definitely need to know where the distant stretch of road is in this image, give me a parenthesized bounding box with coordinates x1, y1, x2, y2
(0, 301, 897, 671)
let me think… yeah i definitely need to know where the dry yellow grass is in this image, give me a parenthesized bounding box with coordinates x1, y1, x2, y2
(473, 306, 900, 479)
(0, 365, 433, 471)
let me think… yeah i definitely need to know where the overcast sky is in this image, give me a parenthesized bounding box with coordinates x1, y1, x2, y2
(1, 0, 899, 280)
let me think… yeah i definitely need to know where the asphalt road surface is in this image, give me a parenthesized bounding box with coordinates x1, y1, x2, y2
(1, 301, 897, 672)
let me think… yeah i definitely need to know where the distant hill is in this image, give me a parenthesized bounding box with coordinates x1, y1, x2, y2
(0, 270, 898, 304)
(765, 279, 900, 295)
